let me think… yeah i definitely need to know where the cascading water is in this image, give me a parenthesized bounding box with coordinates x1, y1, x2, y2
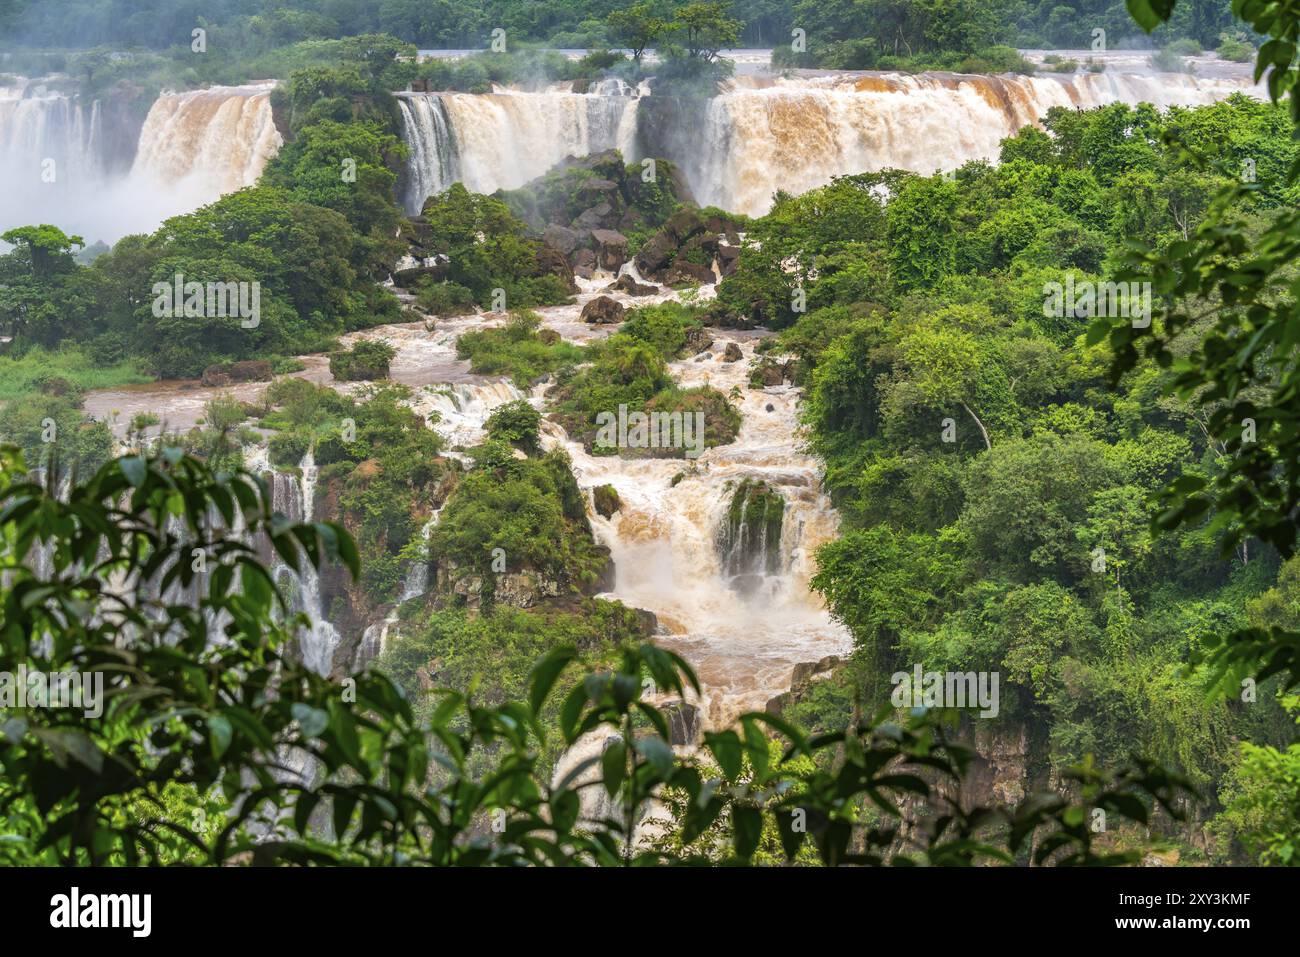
(0, 78, 280, 241)
(265, 450, 342, 676)
(129, 83, 282, 200)
(396, 84, 641, 212)
(685, 71, 1262, 214)
(536, 298, 851, 728)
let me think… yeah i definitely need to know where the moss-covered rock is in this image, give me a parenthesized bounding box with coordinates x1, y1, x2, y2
(593, 483, 621, 518)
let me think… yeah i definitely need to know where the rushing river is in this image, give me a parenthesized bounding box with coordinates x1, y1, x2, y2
(83, 273, 849, 729)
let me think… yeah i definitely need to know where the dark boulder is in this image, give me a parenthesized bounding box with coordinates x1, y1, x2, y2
(610, 273, 659, 297)
(590, 229, 630, 271)
(662, 700, 702, 747)
(593, 483, 621, 518)
(581, 295, 625, 324)
(683, 327, 714, 354)
(201, 359, 272, 387)
(571, 248, 598, 279)
(664, 260, 715, 286)
(543, 223, 581, 256)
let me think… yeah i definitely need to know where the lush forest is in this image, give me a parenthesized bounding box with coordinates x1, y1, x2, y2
(2, 0, 1300, 871)
(0, 0, 1252, 85)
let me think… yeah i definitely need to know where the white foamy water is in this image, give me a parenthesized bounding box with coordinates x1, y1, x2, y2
(83, 272, 848, 724)
(0, 79, 281, 242)
(690, 70, 1262, 214)
(130, 83, 281, 199)
(397, 83, 641, 212)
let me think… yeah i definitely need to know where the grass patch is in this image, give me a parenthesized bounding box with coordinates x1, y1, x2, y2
(0, 346, 151, 404)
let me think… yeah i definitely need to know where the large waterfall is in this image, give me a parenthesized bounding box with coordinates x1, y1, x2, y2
(0, 79, 114, 238)
(130, 83, 281, 198)
(397, 70, 1258, 217)
(0, 79, 280, 242)
(683, 71, 1260, 214)
(397, 81, 642, 212)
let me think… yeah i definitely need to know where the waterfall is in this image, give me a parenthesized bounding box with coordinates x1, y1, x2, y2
(396, 86, 641, 213)
(718, 479, 786, 585)
(550, 330, 851, 728)
(0, 78, 280, 241)
(130, 83, 281, 199)
(265, 451, 343, 676)
(0, 80, 106, 236)
(686, 71, 1262, 214)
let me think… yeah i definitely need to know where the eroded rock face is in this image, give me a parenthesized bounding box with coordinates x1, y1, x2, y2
(581, 295, 626, 325)
(543, 223, 581, 256)
(684, 327, 714, 354)
(534, 243, 579, 293)
(663, 260, 715, 286)
(571, 248, 598, 279)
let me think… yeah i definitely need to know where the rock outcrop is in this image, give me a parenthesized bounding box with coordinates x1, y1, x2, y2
(581, 295, 626, 325)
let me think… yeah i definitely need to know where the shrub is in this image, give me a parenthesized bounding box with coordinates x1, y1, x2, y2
(330, 340, 397, 381)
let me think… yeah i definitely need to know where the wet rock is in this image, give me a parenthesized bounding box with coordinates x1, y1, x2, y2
(683, 327, 714, 354)
(201, 359, 272, 387)
(758, 364, 784, 387)
(662, 207, 707, 243)
(581, 295, 626, 324)
(765, 691, 793, 718)
(765, 403, 775, 412)
(534, 243, 578, 293)
(662, 700, 702, 747)
(590, 228, 630, 271)
(633, 607, 659, 637)
(591, 545, 616, 593)
(790, 655, 841, 690)
(717, 244, 741, 277)
(634, 231, 677, 278)
(543, 223, 581, 256)
(664, 260, 714, 286)
(593, 483, 621, 518)
(609, 273, 658, 297)
(571, 248, 597, 279)
(722, 342, 743, 362)
(574, 202, 617, 231)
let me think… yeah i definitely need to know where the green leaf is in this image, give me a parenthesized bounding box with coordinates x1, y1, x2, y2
(208, 715, 233, 759)
(733, 805, 762, 859)
(291, 703, 329, 738)
(529, 646, 576, 717)
(120, 456, 147, 488)
(601, 738, 626, 798)
(633, 735, 675, 779)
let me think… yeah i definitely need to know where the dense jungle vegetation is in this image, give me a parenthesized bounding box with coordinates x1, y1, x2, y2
(2, 0, 1300, 868)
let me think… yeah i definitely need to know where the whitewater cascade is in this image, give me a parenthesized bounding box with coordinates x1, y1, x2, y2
(396, 81, 642, 212)
(554, 331, 849, 729)
(395, 70, 1258, 218)
(0, 79, 109, 236)
(266, 450, 343, 676)
(0, 79, 280, 241)
(129, 83, 282, 203)
(687, 71, 1261, 214)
